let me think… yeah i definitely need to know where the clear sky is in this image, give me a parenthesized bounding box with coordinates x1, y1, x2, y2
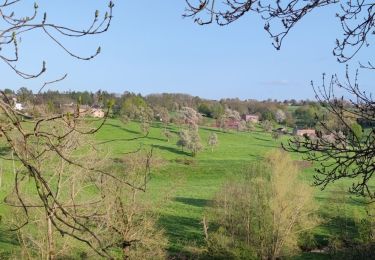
(1, 1, 373, 100)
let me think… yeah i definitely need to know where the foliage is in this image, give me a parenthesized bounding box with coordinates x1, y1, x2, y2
(177, 129, 191, 151)
(275, 109, 286, 124)
(188, 128, 203, 157)
(204, 150, 319, 259)
(99, 150, 168, 259)
(285, 73, 375, 199)
(207, 132, 219, 152)
(271, 131, 281, 140)
(261, 120, 273, 132)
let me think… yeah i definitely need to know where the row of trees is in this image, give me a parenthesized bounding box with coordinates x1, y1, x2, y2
(8, 87, 322, 126)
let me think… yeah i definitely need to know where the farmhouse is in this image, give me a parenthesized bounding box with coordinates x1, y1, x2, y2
(14, 102, 24, 111)
(242, 114, 259, 123)
(91, 107, 105, 118)
(293, 128, 316, 137)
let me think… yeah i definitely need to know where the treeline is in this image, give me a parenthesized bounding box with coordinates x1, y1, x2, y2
(6, 87, 364, 130)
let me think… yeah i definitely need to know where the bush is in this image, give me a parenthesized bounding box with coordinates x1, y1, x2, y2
(204, 150, 319, 259)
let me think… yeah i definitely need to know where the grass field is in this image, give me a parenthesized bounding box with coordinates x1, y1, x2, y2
(0, 118, 369, 258)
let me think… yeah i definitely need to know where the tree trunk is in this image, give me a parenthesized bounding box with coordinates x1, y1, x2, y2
(47, 213, 55, 260)
(0, 163, 2, 188)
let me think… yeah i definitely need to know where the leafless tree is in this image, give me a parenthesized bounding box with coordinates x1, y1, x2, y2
(184, 0, 373, 62)
(207, 132, 218, 151)
(184, 0, 375, 200)
(0, 1, 158, 258)
(284, 68, 375, 199)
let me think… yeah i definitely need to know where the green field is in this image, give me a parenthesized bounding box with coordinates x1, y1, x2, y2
(0, 119, 369, 258)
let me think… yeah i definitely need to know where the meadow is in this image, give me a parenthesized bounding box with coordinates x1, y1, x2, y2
(0, 118, 369, 259)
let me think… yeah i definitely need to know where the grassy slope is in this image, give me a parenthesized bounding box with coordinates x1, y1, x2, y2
(0, 118, 369, 258)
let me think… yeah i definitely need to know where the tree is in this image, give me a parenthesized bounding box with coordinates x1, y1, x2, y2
(262, 120, 273, 132)
(98, 150, 167, 259)
(211, 103, 225, 119)
(177, 129, 191, 151)
(284, 74, 375, 199)
(184, 1, 373, 62)
(246, 121, 256, 132)
(218, 108, 241, 132)
(16, 87, 33, 103)
(204, 150, 318, 259)
(184, 0, 375, 199)
(275, 109, 286, 124)
(163, 128, 173, 142)
(272, 131, 281, 141)
(0, 1, 146, 258)
(178, 106, 201, 128)
(121, 95, 148, 120)
(237, 119, 247, 132)
(207, 132, 218, 152)
(138, 106, 154, 136)
(187, 128, 203, 157)
(294, 105, 321, 128)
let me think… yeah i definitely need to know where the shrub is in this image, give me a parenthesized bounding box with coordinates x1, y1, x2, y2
(204, 150, 319, 259)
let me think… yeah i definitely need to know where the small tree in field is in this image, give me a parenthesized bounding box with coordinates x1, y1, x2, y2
(275, 109, 286, 124)
(177, 129, 191, 151)
(163, 128, 173, 142)
(237, 120, 247, 132)
(188, 129, 203, 157)
(262, 120, 273, 132)
(272, 131, 282, 141)
(207, 132, 218, 152)
(246, 121, 256, 132)
(204, 150, 318, 259)
(98, 150, 167, 259)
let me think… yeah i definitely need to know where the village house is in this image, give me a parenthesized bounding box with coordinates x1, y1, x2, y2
(91, 107, 105, 118)
(12, 97, 24, 111)
(242, 114, 259, 123)
(14, 102, 24, 111)
(293, 128, 316, 137)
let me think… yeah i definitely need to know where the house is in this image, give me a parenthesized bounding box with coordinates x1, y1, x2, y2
(61, 103, 91, 116)
(11, 97, 24, 111)
(242, 114, 259, 123)
(91, 107, 105, 118)
(14, 102, 24, 111)
(293, 128, 316, 137)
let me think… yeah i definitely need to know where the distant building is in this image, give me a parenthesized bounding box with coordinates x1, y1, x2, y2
(11, 97, 24, 111)
(14, 102, 24, 111)
(242, 114, 259, 123)
(91, 108, 105, 118)
(293, 128, 316, 137)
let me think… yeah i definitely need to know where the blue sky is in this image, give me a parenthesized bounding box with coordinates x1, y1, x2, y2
(1, 1, 373, 100)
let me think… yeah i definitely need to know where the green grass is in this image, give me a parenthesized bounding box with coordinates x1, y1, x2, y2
(0, 118, 369, 258)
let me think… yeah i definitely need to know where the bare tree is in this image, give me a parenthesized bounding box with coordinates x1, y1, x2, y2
(97, 150, 167, 260)
(284, 69, 375, 199)
(207, 132, 218, 152)
(184, 0, 375, 200)
(184, 0, 372, 62)
(0, 1, 157, 258)
(275, 109, 286, 124)
(262, 120, 273, 133)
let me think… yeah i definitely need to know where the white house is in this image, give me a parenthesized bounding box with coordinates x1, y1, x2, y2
(14, 102, 24, 111)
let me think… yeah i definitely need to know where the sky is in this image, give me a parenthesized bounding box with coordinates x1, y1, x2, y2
(1, 1, 373, 101)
